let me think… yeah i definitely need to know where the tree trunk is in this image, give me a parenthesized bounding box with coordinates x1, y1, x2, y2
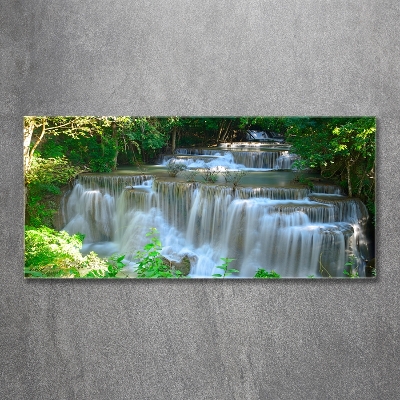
(171, 126, 176, 153)
(216, 121, 226, 144)
(346, 161, 352, 197)
(221, 120, 232, 142)
(216, 120, 232, 144)
(112, 121, 118, 171)
(24, 117, 47, 175)
(23, 122, 34, 174)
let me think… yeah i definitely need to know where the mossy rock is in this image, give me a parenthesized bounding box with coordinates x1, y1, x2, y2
(161, 255, 191, 276)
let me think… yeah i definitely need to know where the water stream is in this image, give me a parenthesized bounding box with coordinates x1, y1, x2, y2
(61, 147, 372, 278)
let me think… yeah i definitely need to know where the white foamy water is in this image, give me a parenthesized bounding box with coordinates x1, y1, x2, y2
(62, 171, 371, 278)
(161, 149, 298, 170)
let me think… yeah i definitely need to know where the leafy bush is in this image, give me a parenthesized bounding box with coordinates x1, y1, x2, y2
(135, 228, 184, 278)
(25, 156, 84, 227)
(24, 226, 123, 278)
(254, 268, 281, 278)
(25, 156, 82, 186)
(84, 254, 126, 278)
(88, 157, 114, 173)
(25, 196, 58, 229)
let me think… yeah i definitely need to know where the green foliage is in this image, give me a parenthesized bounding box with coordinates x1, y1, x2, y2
(25, 156, 83, 227)
(25, 196, 58, 228)
(254, 268, 281, 278)
(292, 173, 314, 190)
(135, 228, 183, 278)
(24, 116, 101, 175)
(25, 116, 161, 174)
(212, 258, 238, 278)
(343, 255, 359, 278)
(25, 226, 103, 277)
(173, 117, 242, 146)
(24, 226, 127, 278)
(286, 117, 375, 220)
(39, 140, 64, 159)
(83, 254, 126, 278)
(49, 125, 117, 173)
(25, 156, 83, 186)
(342, 269, 359, 278)
(124, 117, 169, 162)
(23, 116, 174, 229)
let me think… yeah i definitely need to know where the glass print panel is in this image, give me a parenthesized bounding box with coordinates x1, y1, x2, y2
(24, 116, 376, 279)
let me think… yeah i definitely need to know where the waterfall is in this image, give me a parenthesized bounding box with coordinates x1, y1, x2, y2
(161, 149, 298, 170)
(311, 185, 343, 195)
(62, 174, 371, 278)
(274, 151, 299, 170)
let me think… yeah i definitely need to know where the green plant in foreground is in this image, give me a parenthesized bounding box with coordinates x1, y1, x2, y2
(254, 268, 281, 278)
(83, 254, 126, 278)
(212, 258, 238, 278)
(343, 255, 359, 278)
(135, 228, 183, 278)
(24, 225, 125, 278)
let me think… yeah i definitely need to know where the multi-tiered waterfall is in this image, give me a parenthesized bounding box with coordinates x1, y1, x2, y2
(61, 147, 371, 278)
(160, 148, 298, 170)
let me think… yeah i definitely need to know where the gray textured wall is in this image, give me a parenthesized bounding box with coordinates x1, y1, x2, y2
(1, 1, 398, 399)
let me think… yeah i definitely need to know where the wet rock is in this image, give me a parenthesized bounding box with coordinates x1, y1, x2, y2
(161, 255, 191, 276)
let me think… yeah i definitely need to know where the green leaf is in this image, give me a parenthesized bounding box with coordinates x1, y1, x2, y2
(227, 269, 239, 274)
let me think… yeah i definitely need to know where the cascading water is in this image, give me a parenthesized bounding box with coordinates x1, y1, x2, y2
(62, 147, 372, 278)
(160, 148, 298, 170)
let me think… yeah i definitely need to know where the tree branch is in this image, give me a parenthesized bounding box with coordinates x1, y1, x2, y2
(28, 118, 47, 164)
